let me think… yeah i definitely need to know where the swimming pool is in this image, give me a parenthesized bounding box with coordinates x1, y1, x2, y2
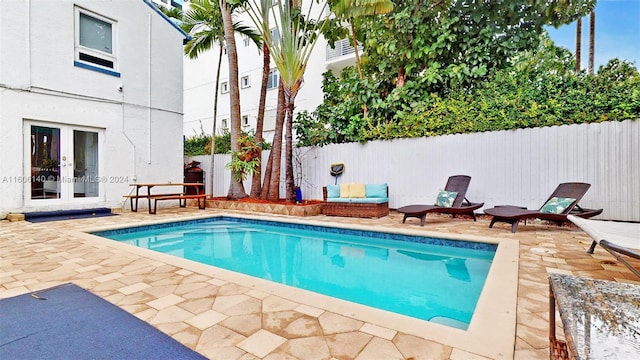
(94, 216, 496, 330)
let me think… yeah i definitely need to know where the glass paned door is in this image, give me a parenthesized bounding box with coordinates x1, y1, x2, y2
(73, 130, 99, 198)
(28, 123, 101, 202)
(31, 126, 61, 200)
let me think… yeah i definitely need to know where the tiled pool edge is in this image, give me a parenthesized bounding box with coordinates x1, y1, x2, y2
(93, 215, 498, 253)
(72, 212, 518, 359)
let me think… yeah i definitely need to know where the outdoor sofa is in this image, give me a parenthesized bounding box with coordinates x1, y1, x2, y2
(322, 183, 389, 218)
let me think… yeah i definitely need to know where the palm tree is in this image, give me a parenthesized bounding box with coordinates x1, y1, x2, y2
(158, 6, 183, 20)
(249, 39, 270, 198)
(219, 0, 247, 198)
(329, 0, 393, 117)
(244, 0, 330, 201)
(588, 11, 595, 74)
(575, 17, 582, 72)
(250, 1, 272, 198)
(182, 0, 260, 199)
(539, 0, 597, 73)
(330, 0, 394, 79)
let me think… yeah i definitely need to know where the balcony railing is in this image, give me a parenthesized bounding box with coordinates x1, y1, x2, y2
(326, 38, 363, 61)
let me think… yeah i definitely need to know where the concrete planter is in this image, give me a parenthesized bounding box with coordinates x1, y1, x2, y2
(206, 199, 323, 217)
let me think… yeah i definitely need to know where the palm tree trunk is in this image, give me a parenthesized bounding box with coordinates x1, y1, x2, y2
(349, 21, 368, 118)
(588, 11, 595, 75)
(209, 42, 224, 197)
(250, 43, 270, 197)
(350, 22, 363, 79)
(284, 89, 297, 203)
(263, 83, 286, 201)
(575, 17, 582, 72)
(220, 0, 247, 199)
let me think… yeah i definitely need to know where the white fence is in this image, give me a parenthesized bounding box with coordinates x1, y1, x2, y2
(187, 119, 640, 222)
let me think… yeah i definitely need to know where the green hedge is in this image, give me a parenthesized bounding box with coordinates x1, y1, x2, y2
(295, 54, 640, 146)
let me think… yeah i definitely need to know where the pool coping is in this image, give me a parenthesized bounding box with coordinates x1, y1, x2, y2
(70, 212, 518, 359)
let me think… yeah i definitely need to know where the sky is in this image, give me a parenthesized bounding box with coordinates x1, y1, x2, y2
(545, 0, 640, 71)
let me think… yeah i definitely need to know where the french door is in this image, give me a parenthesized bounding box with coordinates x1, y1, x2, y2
(26, 121, 103, 203)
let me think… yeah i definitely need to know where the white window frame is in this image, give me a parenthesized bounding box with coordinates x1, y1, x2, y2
(221, 119, 228, 129)
(223, 46, 227, 55)
(74, 7, 118, 72)
(243, 35, 250, 47)
(242, 115, 250, 127)
(267, 69, 279, 90)
(221, 81, 229, 94)
(241, 75, 251, 89)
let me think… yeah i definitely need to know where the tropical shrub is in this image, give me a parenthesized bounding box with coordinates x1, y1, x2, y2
(183, 130, 211, 156)
(225, 133, 264, 182)
(295, 36, 640, 146)
(184, 129, 270, 156)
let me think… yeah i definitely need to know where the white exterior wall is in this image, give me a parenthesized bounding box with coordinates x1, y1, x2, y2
(189, 120, 640, 222)
(183, 1, 333, 141)
(0, 0, 186, 217)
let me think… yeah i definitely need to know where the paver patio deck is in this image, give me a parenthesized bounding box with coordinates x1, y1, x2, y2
(1, 207, 638, 359)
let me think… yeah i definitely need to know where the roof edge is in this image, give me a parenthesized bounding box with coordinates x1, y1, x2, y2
(142, 0, 191, 40)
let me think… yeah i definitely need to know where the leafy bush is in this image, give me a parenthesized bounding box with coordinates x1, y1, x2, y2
(184, 128, 272, 156)
(184, 131, 211, 156)
(295, 36, 640, 146)
(225, 133, 263, 182)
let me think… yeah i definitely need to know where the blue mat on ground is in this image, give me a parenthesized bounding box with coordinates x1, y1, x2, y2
(0, 283, 206, 359)
(25, 208, 117, 223)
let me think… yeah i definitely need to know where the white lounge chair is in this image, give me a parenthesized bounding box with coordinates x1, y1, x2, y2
(568, 215, 640, 278)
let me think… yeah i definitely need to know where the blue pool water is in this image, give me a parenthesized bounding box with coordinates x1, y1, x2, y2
(95, 217, 496, 329)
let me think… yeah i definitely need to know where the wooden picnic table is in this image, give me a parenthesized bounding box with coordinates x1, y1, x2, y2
(126, 183, 206, 214)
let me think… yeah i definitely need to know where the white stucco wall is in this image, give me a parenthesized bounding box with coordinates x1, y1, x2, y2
(0, 0, 186, 217)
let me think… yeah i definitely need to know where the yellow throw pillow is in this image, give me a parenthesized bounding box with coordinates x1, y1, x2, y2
(339, 183, 351, 198)
(350, 183, 366, 198)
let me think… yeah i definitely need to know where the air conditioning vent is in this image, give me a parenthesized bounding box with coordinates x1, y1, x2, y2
(79, 52, 114, 69)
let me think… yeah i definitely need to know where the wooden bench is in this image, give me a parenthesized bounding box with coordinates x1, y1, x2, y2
(126, 183, 206, 213)
(150, 193, 210, 214)
(123, 193, 182, 212)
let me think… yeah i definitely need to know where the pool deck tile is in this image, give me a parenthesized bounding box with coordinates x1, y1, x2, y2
(237, 329, 287, 358)
(326, 331, 373, 359)
(359, 323, 397, 340)
(356, 337, 404, 359)
(2, 207, 640, 359)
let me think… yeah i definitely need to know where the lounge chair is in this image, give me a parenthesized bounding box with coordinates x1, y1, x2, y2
(397, 175, 484, 226)
(484, 182, 603, 233)
(568, 215, 640, 278)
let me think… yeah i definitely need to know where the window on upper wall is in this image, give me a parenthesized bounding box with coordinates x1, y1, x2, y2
(242, 115, 250, 127)
(221, 81, 229, 94)
(223, 46, 227, 55)
(243, 35, 250, 47)
(267, 69, 279, 90)
(221, 119, 228, 129)
(241, 75, 250, 89)
(74, 7, 118, 73)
